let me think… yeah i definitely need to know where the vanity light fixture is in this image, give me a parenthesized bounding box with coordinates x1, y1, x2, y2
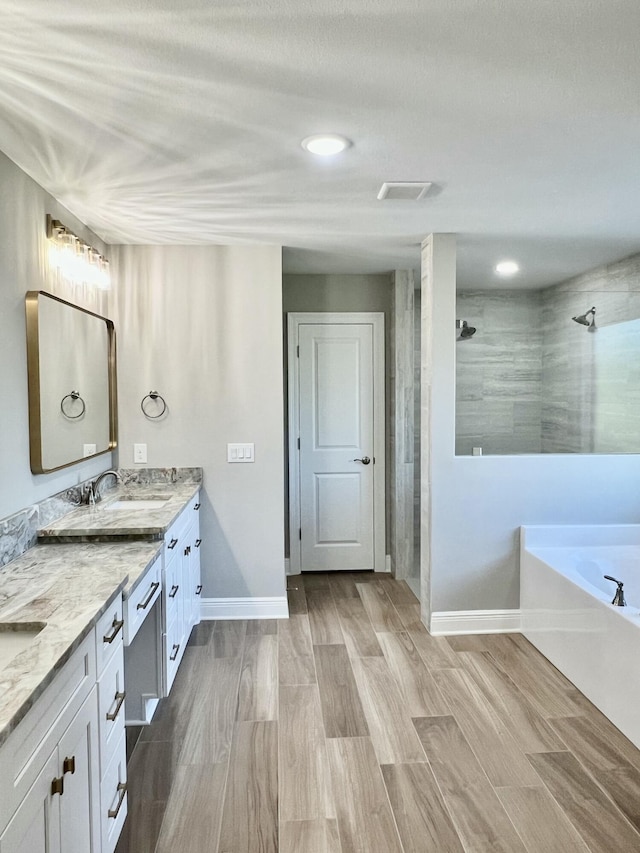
(301, 134, 352, 156)
(46, 215, 110, 290)
(495, 260, 520, 276)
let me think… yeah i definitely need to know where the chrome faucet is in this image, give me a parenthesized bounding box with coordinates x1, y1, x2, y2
(604, 575, 626, 606)
(86, 470, 121, 505)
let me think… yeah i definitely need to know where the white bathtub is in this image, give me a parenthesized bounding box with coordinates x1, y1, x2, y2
(520, 524, 640, 749)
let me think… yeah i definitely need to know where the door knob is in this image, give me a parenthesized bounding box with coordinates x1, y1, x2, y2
(353, 456, 371, 465)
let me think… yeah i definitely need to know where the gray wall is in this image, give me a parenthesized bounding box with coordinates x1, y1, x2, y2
(112, 245, 286, 601)
(282, 274, 393, 561)
(541, 252, 640, 453)
(424, 235, 640, 615)
(455, 290, 543, 455)
(0, 150, 113, 523)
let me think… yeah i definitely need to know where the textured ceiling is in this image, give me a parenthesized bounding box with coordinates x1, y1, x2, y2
(2, 0, 640, 287)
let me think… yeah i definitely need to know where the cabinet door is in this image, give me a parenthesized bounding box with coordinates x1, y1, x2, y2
(0, 750, 61, 853)
(58, 688, 101, 853)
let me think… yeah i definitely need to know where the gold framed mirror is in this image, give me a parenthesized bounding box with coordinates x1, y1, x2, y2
(26, 291, 117, 473)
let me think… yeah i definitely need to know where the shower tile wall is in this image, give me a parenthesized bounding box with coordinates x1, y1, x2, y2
(455, 290, 543, 455)
(541, 252, 640, 453)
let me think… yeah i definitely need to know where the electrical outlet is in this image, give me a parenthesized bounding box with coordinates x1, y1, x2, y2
(134, 443, 147, 463)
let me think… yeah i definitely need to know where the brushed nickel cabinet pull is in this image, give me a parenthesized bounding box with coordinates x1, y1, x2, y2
(136, 581, 160, 610)
(103, 617, 124, 644)
(63, 756, 75, 775)
(194, 502, 201, 510)
(168, 584, 179, 598)
(195, 584, 203, 596)
(167, 537, 178, 550)
(108, 782, 127, 819)
(195, 538, 202, 548)
(51, 776, 64, 796)
(169, 643, 180, 661)
(106, 691, 126, 721)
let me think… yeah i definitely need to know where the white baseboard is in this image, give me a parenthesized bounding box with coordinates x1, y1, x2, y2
(430, 609, 521, 636)
(385, 554, 392, 573)
(285, 558, 293, 576)
(200, 596, 289, 621)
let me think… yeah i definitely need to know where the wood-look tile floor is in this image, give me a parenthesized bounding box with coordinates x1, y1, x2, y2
(115, 573, 640, 853)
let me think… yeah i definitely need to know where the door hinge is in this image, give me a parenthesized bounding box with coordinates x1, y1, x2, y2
(299, 528, 302, 541)
(297, 437, 300, 450)
(296, 345, 300, 357)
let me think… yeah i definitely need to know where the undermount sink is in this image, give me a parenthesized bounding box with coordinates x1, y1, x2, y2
(104, 495, 171, 511)
(0, 623, 46, 671)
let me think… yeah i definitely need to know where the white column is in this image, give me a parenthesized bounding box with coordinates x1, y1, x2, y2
(420, 235, 456, 627)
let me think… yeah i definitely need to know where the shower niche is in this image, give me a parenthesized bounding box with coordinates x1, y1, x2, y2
(454, 251, 640, 456)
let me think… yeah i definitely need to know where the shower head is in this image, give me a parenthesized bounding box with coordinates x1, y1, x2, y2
(456, 319, 476, 340)
(572, 306, 596, 327)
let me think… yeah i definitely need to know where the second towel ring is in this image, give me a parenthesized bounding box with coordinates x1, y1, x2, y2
(61, 391, 85, 419)
(141, 391, 167, 419)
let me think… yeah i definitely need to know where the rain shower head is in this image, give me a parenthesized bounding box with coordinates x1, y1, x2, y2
(456, 319, 476, 340)
(572, 306, 596, 327)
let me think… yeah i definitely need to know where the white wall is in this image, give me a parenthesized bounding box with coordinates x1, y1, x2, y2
(0, 151, 113, 522)
(112, 245, 285, 601)
(424, 235, 640, 614)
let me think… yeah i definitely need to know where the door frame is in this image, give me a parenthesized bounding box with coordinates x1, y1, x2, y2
(287, 312, 386, 575)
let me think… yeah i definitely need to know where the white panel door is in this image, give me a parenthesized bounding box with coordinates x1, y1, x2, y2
(298, 323, 375, 571)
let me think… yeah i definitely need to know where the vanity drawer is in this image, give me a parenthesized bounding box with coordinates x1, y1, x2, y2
(124, 558, 162, 645)
(164, 515, 187, 559)
(163, 613, 184, 694)
(164, 550, 182, 626)
(100, 729, 127, 853)
(97, 644, 126, 778)
(96, 595, 124, 673)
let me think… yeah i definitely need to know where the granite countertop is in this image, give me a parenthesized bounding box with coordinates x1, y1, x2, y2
(0, 540, 162, 748)
(38, 481, 201, 542)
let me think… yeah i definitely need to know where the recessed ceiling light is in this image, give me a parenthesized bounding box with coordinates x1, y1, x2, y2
(301, 134, 352, 156)
(495, 260, 520, 276)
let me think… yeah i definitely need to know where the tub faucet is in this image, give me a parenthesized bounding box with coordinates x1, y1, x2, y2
(604, 575, 626, 606)
(86, 470, 121, 505)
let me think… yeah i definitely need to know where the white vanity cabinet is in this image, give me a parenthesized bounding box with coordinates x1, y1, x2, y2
(0, 595, 130, 853)
(162, 493, 201, 694)
(0, 632, 101, 853)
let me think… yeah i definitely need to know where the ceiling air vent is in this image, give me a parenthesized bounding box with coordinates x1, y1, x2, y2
(377, 181, 432, 201)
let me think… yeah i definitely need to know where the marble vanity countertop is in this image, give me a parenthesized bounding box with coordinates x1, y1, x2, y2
(0, 539, 161, 747)
(37, 481, 201, 542)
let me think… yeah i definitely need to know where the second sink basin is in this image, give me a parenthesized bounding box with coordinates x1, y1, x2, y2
(0, 623, 46, 671)
(105, 495, 171, 511)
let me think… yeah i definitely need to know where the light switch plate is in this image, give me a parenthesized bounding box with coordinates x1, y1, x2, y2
(227, 443, 255, 463)
(134, 443, 148, 463)
(83, 444, 96, 457)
